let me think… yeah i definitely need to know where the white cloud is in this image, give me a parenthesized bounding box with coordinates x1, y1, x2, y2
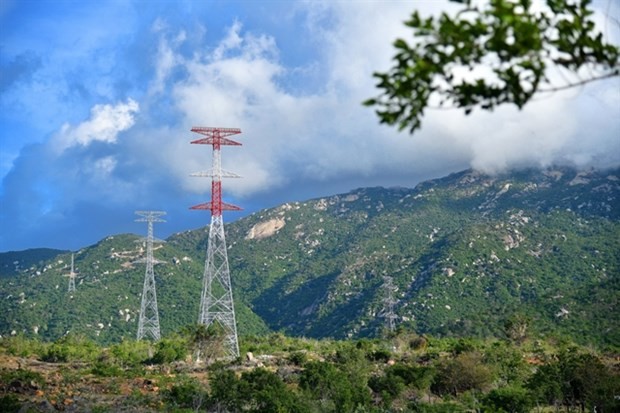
(52, 99, 139, 152)
(158, 1, 619, 203)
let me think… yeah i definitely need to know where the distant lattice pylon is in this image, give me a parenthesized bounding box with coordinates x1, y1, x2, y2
(382, 276, 398, 332)
(66, 254, 77, 293)
(135, 210, 166, 342)
(190, 126, 242, 359)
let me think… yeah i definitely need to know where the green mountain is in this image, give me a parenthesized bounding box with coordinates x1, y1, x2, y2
(0, 248, 68, 279)
(1, 167, 618, 346)
(0, 234, 269, 344)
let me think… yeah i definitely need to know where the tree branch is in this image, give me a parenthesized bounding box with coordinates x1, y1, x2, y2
(538, 70, 619, 93)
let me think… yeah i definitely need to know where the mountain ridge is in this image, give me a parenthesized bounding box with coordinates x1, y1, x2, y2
(1, 166, 618, 346)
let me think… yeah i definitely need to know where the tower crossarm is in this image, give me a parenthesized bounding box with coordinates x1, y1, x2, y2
(190, 201, 242, 212)
(191, 137, 242, 146)
(191, 169, 241, 178)
(135, 210, 167, 222)
(191, 126, 241, 137)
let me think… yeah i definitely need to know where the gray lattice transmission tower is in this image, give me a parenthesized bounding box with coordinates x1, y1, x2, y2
(190, 127, 243, 359)
(65, 253, 77, 293)
(135, 210, 166, 342)
(382, 276, 398, 332)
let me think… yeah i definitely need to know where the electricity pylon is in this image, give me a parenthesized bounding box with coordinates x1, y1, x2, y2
(382, 276, 398, 333)
(135, 210, 166, 342)
(66, 254, 77, 293)
(190, 127, 243, 358)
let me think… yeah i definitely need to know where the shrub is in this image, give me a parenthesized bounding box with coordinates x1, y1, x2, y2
(91, 361, 124, 377)
(483, 386, 533, 413)
(163, 376, 207, 410)
(432, 352, 493, 396)
(300, 361, 370, 412)
(0, 335, 46, 358)
(1, 368, 45, 390)
(368, 373, 405, 406)
(368, 348, 392, 362)
(40, 334, 100, 362)
(150, 337, 187, 364)
(209, 367, 308, 413)
(386, 364, 435, 390)
(110, 339, 151, 367)
(409, 401, 467, 412)
(0, 395, 21, 413)
(288, 351, 307, 366)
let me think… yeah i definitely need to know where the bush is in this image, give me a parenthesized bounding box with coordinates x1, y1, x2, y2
(368, 373, 405, 406)
(0, 394, 21, 413)
(432, 352, 493, 396)
(150, 337, 187, 364)
(386, 364, 435, 390)
(163, 376, 207, 410)
(110, 339, 151, 367)
(40, 334, 100, 362)
(0, 335, 47, 358)
(483, 386, 533, 413)
(209, 367, 308, 413)
(1, 368, 45, 390)
(91, 361, 124, 377)
(288, 351, 307, 366)
(368, 348, 392, 362)
(409, 401, 467, 412)
(526, 349, 620, 412)
(300, 361, 370, 412)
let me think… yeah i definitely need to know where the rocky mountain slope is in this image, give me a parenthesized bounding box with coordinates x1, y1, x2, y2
(1, 167, 619, 346)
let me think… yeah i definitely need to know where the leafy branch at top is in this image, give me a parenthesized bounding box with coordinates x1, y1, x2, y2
(364, 0, 619, 133)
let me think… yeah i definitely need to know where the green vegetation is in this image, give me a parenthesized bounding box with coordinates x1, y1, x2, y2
(0, 167, 618, 349)
(0, 331, 618, 412)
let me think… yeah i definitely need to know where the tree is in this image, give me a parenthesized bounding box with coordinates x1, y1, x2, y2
(299, 361, 370, 412)
(526, 349, 620, 412)
(209, 368, 308, 413)
(364, 0, 619, 133)
(432, 352, 494, 396)
(503, 313, 531, 344)
(182, 323, 226, 364)
(483, 385, 533, 413)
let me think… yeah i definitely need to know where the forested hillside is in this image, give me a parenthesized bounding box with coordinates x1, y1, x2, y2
(172, 167, 620, 346)
(1, 167, 618, 347)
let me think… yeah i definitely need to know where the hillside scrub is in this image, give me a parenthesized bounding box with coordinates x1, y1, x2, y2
(2, 168, 619, 348)
(1, 331, 618, 412)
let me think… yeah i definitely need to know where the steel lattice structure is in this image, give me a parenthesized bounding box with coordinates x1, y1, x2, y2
(135, 210, 166, 342)
(382, 276, 398, 332)
(66, 254, 77, 293)
(190, 126, 242, 359)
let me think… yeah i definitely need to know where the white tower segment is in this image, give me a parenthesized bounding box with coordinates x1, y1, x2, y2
(382, 276, 398, 332)
(66, 253, 77, 293)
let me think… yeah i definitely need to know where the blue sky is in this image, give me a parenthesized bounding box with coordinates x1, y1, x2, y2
(1, 0, 619, 252)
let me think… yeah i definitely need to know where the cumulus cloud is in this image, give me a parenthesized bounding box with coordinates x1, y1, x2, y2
(52, 99, 139, 152)
(164, 0, 619, 204)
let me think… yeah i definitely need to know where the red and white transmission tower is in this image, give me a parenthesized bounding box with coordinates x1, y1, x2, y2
(190, 126, 242, 358)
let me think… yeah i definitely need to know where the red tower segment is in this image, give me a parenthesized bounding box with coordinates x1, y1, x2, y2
(189, 127, 242, 217)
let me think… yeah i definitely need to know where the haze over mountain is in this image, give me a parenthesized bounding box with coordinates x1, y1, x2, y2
(1, 167, 618, 347)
